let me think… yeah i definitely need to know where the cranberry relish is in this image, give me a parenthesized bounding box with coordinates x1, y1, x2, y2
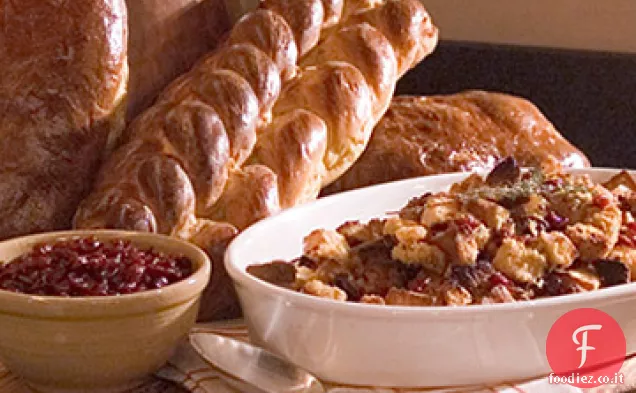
(0, 237, 194, 296)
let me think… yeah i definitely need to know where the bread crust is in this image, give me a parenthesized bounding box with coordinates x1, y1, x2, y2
(126, 0, 231, 118)
(0, 0, 128, 240)
(323, 92, 591, 195)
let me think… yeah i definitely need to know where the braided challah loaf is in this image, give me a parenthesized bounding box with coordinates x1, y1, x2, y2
(74, 0, 439, 320)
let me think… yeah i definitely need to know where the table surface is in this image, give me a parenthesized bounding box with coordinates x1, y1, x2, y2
(1, 362, 632, 393)
(2, 320, 633, 393)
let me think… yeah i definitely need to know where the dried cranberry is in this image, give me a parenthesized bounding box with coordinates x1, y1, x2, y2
(531, 217, 549, 233)
(454, 216, 481, 235)
(151, 276, 170, 289)
(489, 272, 510, 287)
(407, 274, 431, 293)
(0, 237, 194, 297)
(544, 178, 564, 189)
(593, 259, 630, 287)
(545, 210, 569, 231)
(593, 193, 612, 209)
(516, 216, 549, 236)
(618, 196, 632, 212)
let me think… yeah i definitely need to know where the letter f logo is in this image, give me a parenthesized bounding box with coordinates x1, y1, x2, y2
(572, 324, 603, 368)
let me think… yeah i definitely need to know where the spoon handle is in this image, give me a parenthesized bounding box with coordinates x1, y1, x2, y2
(189, 332, 326, 393)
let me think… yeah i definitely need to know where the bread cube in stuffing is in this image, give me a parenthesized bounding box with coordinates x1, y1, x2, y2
(449, 173, 485, 194)
(536, 231, 578, 268)
(360, 294, 386, 305)
(394, 226, 428, 245)
(488, 285, 517, 303)
(302, 280, 347, 301)
(430, 216, 491, 265)
(566, 269, 601, 291)
(586, 204, 622, 242)
(465, 198, 510, 231)
(385, 288, 437, 306)
(520, 194, 548, 218)
(493, 238, 547, 283)
(444, 286, 472, 306)
(419, 195, 460, 227)
(566, 223, 614, 261)
(392, 242, 446, 274)
(303, 229, 350, 261)
(337, 219, 384, 245)
(383, 217, 425, 240)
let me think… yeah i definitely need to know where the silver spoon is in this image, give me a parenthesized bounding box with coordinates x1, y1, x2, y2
(189, 332, 326, 393)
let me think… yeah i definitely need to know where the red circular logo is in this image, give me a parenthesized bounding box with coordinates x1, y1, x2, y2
(546, 308, 626, 388)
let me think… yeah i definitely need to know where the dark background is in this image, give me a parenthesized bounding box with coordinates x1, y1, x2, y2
(396, 41, 636, 168)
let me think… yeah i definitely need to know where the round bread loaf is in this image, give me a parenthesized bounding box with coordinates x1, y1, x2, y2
(0, 0, 128, 240)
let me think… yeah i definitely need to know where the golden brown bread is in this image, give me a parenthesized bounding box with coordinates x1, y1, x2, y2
(248, 109, 328, 208)
(323, 91, 591, 194)
(226, 9, 298, 82)
(0, 0, 128, 240)
(125, 0, 231, 118)
(74, 0, 439, 320)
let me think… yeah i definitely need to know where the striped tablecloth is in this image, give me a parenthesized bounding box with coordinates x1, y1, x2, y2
(1, 320, 634, 393)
